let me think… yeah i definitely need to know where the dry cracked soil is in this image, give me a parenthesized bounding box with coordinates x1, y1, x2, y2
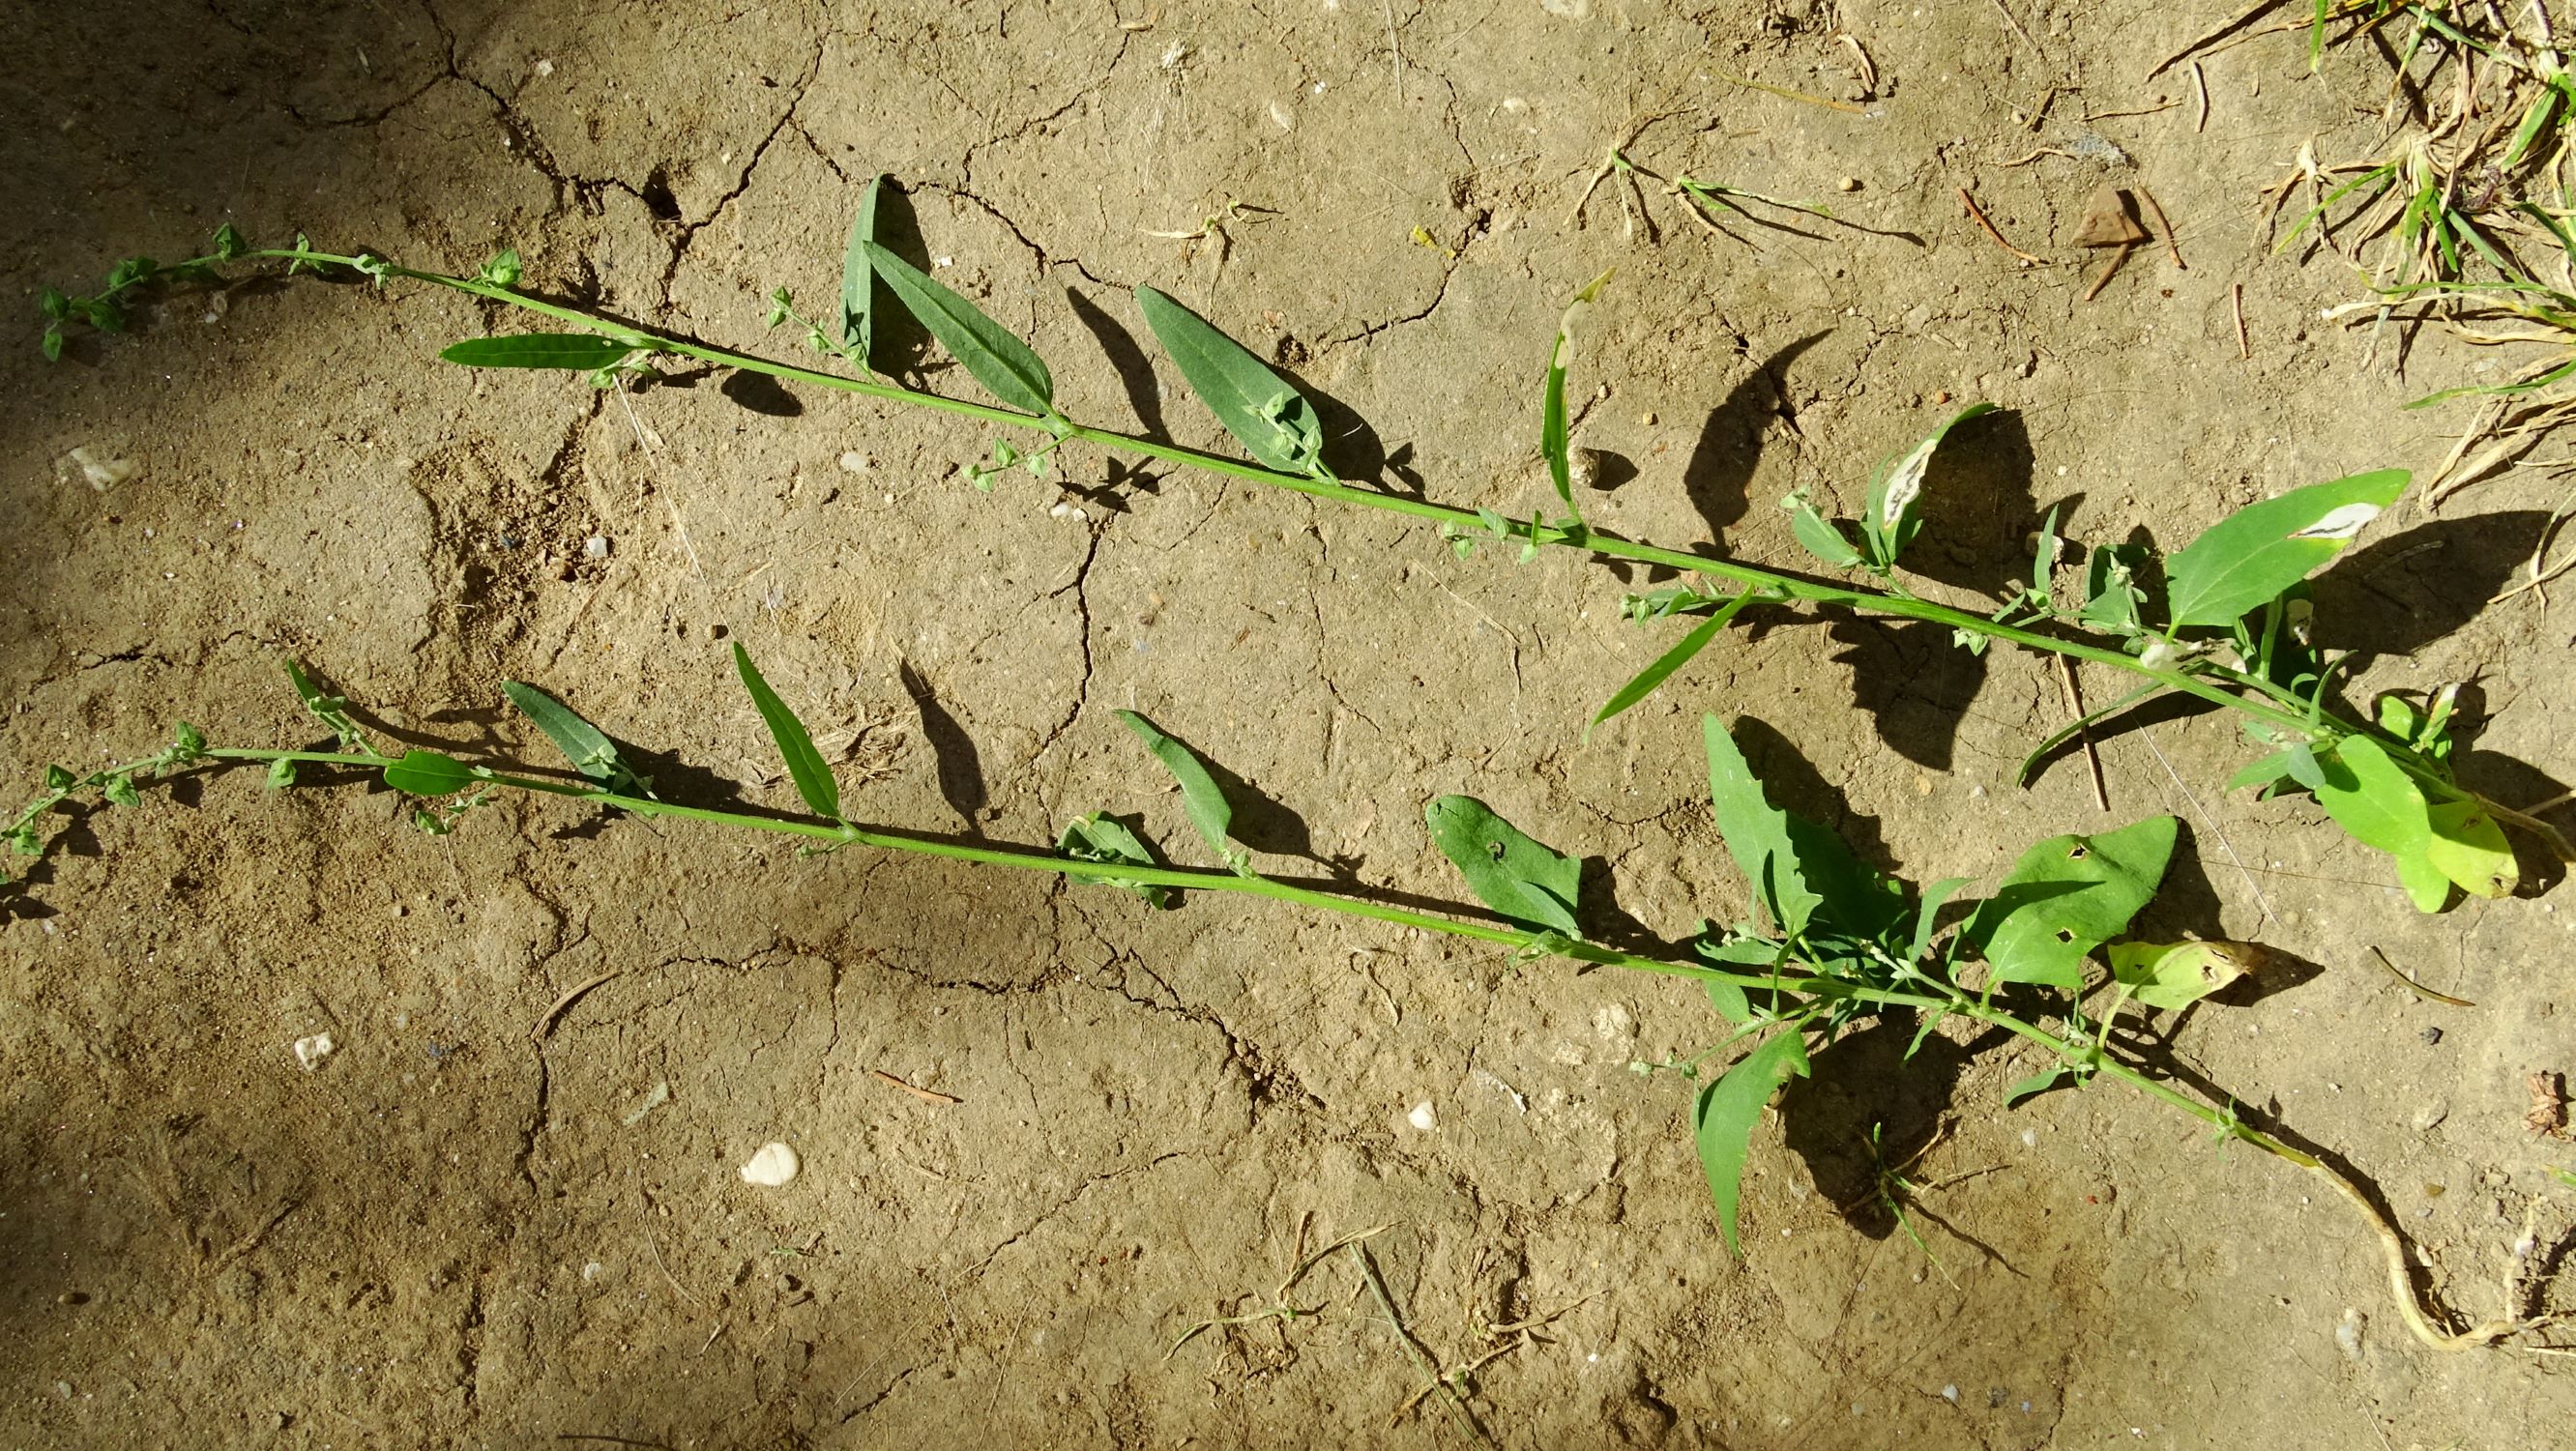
(3, 1, 2573, 1448)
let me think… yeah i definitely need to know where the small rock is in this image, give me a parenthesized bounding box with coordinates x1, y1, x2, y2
(2334, 1307, 2366, 1361)
(1835, 176, 1861, 192)
(2410, 1098, 2448, 1131)
(583, 535, 611, 560)
(292, 1033, 336, 1070)
(1406, 1100, 1437, 1132)
(740, 1142, 801, 1187)
(2418, 1026, 2443, 1046)
(61, 447, 138, 491)
(836, 450, 870, 474)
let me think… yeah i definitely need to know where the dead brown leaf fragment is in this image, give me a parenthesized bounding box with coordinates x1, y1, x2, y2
(2530, 1071, 2568, 1140)
(2072, 186, 2150, 247)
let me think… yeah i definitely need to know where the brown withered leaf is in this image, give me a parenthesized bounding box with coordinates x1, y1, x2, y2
(2073, 185, 2149, 247)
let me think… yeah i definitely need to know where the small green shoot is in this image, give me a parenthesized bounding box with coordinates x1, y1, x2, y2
(1542, 269, 1615, 523)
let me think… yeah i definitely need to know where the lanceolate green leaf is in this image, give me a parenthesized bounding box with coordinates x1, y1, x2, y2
(1696, 1027, 1811, 1255)
(861, 241, 1058, 421)
(1587, 592, 1755, 742)
(1423, 796, 1583, 936)
(502, 681, 644, 795)
(2162, 469, 2409, 628)
(1543, 268, 1615, 517)
(1703, 716, 1822, 939)
(1970, 816, 2179, 990)
(1115, 711, 1249, 873)
(383, 749, 478, 797)
(840, 173, 885, 366)
(1862, 402, 1995, 567)
(732, 644, 841, 823)
(1133, 285, 1331, 479)
(440, 334, 640, 371)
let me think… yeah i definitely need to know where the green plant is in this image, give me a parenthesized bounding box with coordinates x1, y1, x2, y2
(4, 657, 2559, 1351)
(38, 217, 2558, 911)
(2192, 5, 2576, 486)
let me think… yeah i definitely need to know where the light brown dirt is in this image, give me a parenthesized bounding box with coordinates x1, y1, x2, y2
(4, 2, 2572, 1447)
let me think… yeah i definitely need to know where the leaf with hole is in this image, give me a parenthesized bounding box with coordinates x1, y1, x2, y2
(862, 242, 1058, 421)
(440, 334, 641, 371)
(1696, 1027, 1811, 1255)
(1587, 591, 1755, 742)
(1134, 285, 1331, 479)
(1116, 711, 1249, 874)
(1968, 816, 2179, 990)
(1541, 269, 1614, 518)
(841, 173, 885, 365)
(2161, 469, 2408, 628)
(383, 749, 479, 798)
(1423, 796, 1582, 937)
(733, 644, 841, 823)
(2108, 940, 2257, 1010)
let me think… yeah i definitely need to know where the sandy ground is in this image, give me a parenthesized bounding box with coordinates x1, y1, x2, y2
(3, 2, 2572, 1447)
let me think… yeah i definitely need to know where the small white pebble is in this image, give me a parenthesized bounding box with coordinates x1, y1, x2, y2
(1269, 100, 1294, 131)
(2020, 1128, 2037, 1148)
(837, 450, 870, 474)
(64, 447, 138, 491)
(583, 535, 610, 559)
(1835, 176, 1861, 192)
(740, 1142, 801, 1187)
(535, 58, 555, 76)
(581, 1261, 602, 1283)
(292, 1033, 336, 1070)
(1405, 1100, 1437, 1132)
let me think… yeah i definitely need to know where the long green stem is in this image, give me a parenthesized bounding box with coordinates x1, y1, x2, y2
(244, 247, 2336, 746)
(11, 737, 2536, 1347)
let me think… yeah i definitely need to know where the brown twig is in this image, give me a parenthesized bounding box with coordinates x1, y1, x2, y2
(2139, 187, 2186, 269)
(2192, 60, 2210, 131)
(1986, 0, 2044, 58)
(869, 1067, 961, 1105)
(2369, 946, 2474, 1008)
(1958, 187, 2046, 264)
(533, 968, 626, 1041)
(2082, 241, 2135, 300)
(2054, 656, 2111, 812)
(2231, 283, 2251, 359)
(1995, 146, 2081, 167)
(2145, 0, 2291, 81)
(2083, 99, 2182, 123)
